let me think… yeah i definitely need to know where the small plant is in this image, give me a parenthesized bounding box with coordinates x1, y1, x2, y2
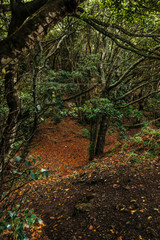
(128, 152, 143, 164)
(78, 128, 90, 138)
(84, 159, 100, 169)
(0, 155, 49, 239)
(121, 142, 128, 153)
(130, 136, 143, 144)
(0, 199, 43, 240)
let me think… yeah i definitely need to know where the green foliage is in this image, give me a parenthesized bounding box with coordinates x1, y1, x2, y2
(121, 142, 128, 153)
(122, 126, 160, 164)
(141, 126, 160, 136)
(79, 97, 121, 122)
(123, 105, 143, 121)
(0, 201, 39, 240)
(11, 141, 24, 154)
(78, 128, 90, 138)
(128, 152, 142, 164)
(0, 155, 48, 239)
(102, 0, 160, 24)
(130, 136, 143, 144)
(83, 159, 100, 170)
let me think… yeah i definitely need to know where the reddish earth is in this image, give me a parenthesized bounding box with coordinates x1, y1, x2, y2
(24, 118, 160, 240)
(29, 117, 120, 176)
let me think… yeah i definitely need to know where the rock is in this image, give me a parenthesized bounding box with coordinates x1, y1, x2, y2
(103, 234, 113, 239)
(73, 202, 92, 215)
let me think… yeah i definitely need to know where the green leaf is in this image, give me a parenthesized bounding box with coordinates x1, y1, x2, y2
(36, 105, 41, 111)
(30, 171, 38, 180)
(16, 204, 20, 209)
(6, 223, 12, 229)
(13, 156, 22, 163)
(24, 160, 31, 168)
(8, 211, 18, 219)
(24, 208, 29, 214)
(8, 211, 14, 218)
(16, 222, 24, 232)
(42, 171, 49, 178)
(41, 168, 47, 172)
(18, 232, 28, 240)
(30, 214, 37, 224)
(64, 163, 69, 169)
(38, 217, 43, 224)
(2, 68, 6, 74)
(12, 170, 22, 175)
(0, 224, 6, 233)
(2, 192, 6, 198)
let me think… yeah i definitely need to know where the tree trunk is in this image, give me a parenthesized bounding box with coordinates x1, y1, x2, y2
(0, 67, 20, 177)
(88, 119, 100, 161)
(0, 0, 83, 170)
(95, 115, 109, 156)
(0, 0, 83, 68)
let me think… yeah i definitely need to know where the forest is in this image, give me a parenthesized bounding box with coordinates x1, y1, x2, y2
(0, 0, 160, 239)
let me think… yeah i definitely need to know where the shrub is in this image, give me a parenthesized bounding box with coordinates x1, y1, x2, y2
(0, 155, 48, 239)
(78, 128, 90, 138)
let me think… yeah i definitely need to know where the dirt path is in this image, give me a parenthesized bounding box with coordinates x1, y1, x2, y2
(25, 118, 160, 240)
(29, 164, 160, 240)
(29, 117, 119, 176)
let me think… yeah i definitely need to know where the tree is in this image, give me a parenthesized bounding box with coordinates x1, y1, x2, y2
(71, 1, 160, 158)
(0, 1, 85, 238)
(0, 0, 84, 171)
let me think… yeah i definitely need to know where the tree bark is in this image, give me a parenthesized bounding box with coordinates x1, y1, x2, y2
(0, 0, 83, 68)
(89, 120, 100, 161)
(0, 66, 20, 176)
(95, 115, 109, 155)
(0, 0, 84, 170)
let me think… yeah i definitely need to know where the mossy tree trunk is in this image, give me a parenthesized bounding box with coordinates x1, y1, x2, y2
(95, 115, 109, 156)
(0, 67, 20, 179)
(0, 0, 83, 170)
(88, 118, 100, 161)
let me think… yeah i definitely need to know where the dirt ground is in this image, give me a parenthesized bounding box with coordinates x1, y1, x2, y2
(26, 118, 160, 240)
(29, 163, 159, 240)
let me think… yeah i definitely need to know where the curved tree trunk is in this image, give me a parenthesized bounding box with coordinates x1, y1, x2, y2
(0, 0, 84, 171)
(0, 0, 83, 68)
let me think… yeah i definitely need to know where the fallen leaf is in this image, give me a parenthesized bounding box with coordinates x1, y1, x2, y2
(110, 229, 114, 234)
(89, 225, 93, 230)
(131, 210, 137, 215)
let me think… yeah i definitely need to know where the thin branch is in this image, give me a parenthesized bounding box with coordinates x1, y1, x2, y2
(73, 13, 160, 59)
(116, 81, 149, 101)
(119, 90, 160, 108)
(63, 83, 99, 102)
(91, 18, 160, 38)
(108, 57, 145, 91)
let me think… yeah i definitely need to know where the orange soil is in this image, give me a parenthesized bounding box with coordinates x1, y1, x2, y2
(29, 117, 120, 176)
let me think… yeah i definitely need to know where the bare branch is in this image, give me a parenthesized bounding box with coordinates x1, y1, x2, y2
(119, 90, 160, 108)
(73, 13, 160, 59)
(63, 83, 99, 102)
(108, 57, 145, 91)
(116, 82, 150, 101)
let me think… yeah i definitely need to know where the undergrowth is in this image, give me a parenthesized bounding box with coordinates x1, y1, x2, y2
(121, 126, 160, 164)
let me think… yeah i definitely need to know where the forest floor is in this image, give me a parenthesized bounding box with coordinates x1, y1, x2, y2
(25, 118, 159, 240)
